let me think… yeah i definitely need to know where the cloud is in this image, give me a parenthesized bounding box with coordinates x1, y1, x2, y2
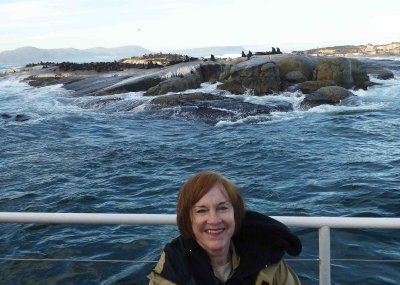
(0, 0, 68, 20)
(1, 0, 399, 51)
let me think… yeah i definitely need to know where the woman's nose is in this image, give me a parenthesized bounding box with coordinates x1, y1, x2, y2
(207, 210, 221, 224)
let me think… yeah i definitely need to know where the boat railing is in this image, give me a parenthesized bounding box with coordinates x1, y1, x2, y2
(1, 212, 400, 285)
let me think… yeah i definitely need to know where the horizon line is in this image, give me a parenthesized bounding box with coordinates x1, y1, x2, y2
(1, 41, 399, 54)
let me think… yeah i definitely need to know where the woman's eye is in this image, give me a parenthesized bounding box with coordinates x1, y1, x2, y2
(195, 209, 207, 214)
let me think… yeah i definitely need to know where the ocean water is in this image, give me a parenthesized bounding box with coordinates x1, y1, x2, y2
(0, 59, 399, 284)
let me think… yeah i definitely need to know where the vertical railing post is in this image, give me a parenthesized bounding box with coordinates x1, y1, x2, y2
(319, 226, 331, 285)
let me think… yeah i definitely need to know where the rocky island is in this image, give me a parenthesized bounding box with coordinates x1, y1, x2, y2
(2, 50, 395, 124)
(292, 42, 400, 57)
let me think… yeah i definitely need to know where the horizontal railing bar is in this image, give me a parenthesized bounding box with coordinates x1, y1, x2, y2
(1, 257, 313, 263)
(332, 259, 400, 263)
(0, 213, 400, 229)
(275, 216, 400, 229)
(0, 257, 154, 263)
(1, 257, 400, 263)
(0, 213, 176, 225)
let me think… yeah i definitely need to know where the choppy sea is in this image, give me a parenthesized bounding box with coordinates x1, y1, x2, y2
(0, 58, 399, 285)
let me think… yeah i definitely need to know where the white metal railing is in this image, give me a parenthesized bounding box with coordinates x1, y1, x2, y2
(1, 212, 400, 285)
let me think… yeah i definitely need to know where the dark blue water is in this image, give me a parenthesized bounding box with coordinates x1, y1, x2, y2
(1, 59, 399, 284)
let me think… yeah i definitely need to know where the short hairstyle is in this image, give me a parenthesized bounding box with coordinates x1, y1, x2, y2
(177, 171, 246, 239)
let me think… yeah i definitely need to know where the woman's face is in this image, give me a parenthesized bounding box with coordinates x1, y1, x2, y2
(191, 183, 235, 257)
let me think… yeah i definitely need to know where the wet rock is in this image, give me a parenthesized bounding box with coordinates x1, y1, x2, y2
(150, 92, 222, 106)
(200, 61, 227, 83)
(26, 75, 79, 87)
(300, 86, 355, 109)
(311, 57, 371, 90)
(1, 113, 30, 122)
(349, 59, 372, 90)
(218, 58, 281, 95)
(313, 57, 354, 88)
(96, 74, 163, 96)
(1, 113, 12, 119)
(217, 81, 247, 94)
(77, 97, 123, 109)
(285, 71, 308, 83)
(353, 59, 394, 81)
(145, 73, 203, 96)
(272, 54, 316, 81)
(63, 75, 131, 96)
(376, 69, 395, 80)
(149, 92, 292, 124)
(15, 114, 30, 122)
(178, 106, 236, 124)
(298, 80, 336, 94)
(365, 67, 394, 80)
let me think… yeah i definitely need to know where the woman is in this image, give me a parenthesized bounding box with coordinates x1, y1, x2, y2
(148, 171, 302, 285)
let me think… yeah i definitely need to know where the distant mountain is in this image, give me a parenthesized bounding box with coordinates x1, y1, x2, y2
(84, 46, 151, 59)
(169, 46, 247, 57)
(0, 45, 151, 65)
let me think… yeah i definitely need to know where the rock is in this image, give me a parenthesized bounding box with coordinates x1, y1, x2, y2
(272, 54, 316, 81)
(313, 57, 354, 88)
(200, 61, 227, 83)
(1, 113, 30, 122)
(96, 74, 163, 96)
(300, 86, 355, 109)
(1, 113, 12, 119)
(377, 70, 394, 80)
(149, 92, 293, 124)
(218, 58, 281, 95)
(70, 62, 202, 96)
(145, 73, 203, 96)
(312, 57, 371, 90)
(349, 58, 371, 90)
(355, 59, 394, 80)
(376, 70, 395, 80)
(15, 114, 30, 122)
(285, 71, 308, 83)
(298, 80, 336, 94)
(77, 97, 123, 109)
(366, 67, 394, 80)
(63, 75, 131, 96)
(150, 92, 222, 106)
(217, 81, 247, 94)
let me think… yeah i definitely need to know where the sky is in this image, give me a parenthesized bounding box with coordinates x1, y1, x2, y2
(0, 0, 399, 53)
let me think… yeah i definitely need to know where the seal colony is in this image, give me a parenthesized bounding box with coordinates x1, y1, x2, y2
(2, 51, 395, 124)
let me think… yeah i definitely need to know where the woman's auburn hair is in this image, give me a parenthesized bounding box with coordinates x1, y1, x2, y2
(177, 171, 245, 239)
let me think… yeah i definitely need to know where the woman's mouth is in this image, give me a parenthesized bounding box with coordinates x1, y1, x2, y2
(206, 229, 224, 235)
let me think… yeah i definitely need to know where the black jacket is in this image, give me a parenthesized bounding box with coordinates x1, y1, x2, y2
(154, 211, 302, 285)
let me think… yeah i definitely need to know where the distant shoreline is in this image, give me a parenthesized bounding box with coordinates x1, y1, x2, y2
(1, 42, 400, 66)
(293, 42, 400, 57)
